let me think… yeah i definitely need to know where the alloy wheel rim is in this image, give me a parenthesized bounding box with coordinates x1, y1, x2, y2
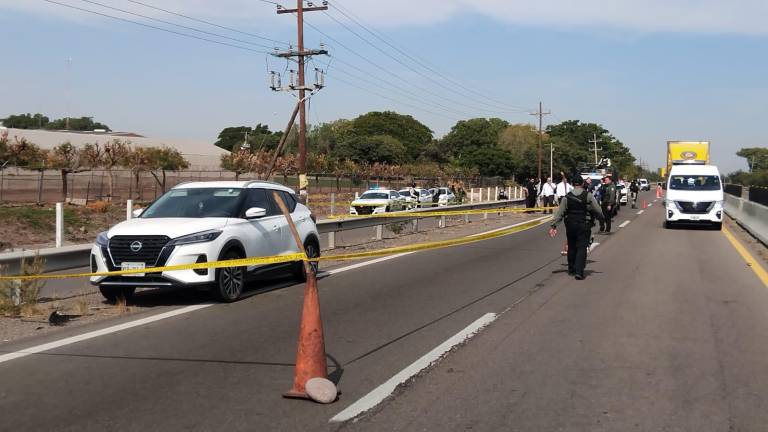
(221, 266, 243, 298)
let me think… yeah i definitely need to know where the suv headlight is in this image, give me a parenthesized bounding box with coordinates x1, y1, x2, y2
(95, 231, 109, 247)
(168, 230, 223, 246)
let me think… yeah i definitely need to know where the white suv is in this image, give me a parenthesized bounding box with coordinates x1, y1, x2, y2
(90, 181, 320, 302)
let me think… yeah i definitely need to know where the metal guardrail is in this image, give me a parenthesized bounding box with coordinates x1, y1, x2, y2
(724, 194, 768, 245)
(0, 199, 526, 273)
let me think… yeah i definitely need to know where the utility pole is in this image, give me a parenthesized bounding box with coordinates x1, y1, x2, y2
(549, 142, 555, 180)
(530, 101, 550, 181)
(588, 133, 602, 165)
(274, 1, 328, 203)
(66, 57, 72, 130)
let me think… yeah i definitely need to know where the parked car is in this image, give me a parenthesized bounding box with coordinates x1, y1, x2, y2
(638, 178, 650, 191)
(430, 187, 457, 206)
(397, 187, 434, 208)
(617, 184, 628, 206)
(350, 189, 406, 215)
(90, 181, 320, 303)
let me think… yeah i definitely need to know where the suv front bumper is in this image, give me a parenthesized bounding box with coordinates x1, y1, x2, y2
(90, 241, 220, 287)
(665, 202, 723, 224)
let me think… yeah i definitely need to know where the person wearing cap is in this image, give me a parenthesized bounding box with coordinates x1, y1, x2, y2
(549, 174, 604, 280)
(599, 175, 617, 233)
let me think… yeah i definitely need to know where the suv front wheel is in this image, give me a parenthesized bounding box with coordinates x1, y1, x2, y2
(294, 239, 320, 282)
(214, 250, 246, 302)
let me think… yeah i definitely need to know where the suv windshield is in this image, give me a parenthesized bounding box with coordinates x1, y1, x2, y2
(360, 192, 389, 200)
(141, 188, 244, 218)
(669, 175, 721, 191)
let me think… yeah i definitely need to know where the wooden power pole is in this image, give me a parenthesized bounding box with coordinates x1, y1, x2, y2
(274, 1, 328, 203)
(530, 101, 550, 181)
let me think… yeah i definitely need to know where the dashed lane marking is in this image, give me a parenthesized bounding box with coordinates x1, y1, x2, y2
(588, 242, 600, 253)
(619, 220, 631, 228)
(722, 227, 768, 288)
(637, 210, 644, 215)
(330, 313, 499, 423)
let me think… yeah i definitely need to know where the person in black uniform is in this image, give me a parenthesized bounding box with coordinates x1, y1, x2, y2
(549, 175, 605, 280)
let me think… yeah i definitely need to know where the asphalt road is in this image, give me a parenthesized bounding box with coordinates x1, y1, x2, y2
(2, 191, 767, 431)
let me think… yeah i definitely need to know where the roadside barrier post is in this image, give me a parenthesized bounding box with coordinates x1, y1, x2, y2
(328, 231, 336, 249)
(272, 191, 335, 403)
(440, 215, 446, 228)
(464, 212, 470, 224)
(376, 224, 383, 241)
(330, 193, 335, 217)
(126, 199, 133, 220)
(470, 188, 475, 204)
(507, 186, 512, 200)
(495, 186, 499, 201)
(413, 218, 419, 233)
(487, 187, 491, 202)
(55, 202, 63, 248)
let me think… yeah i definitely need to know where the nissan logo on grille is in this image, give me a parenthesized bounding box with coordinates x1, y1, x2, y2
(130, 241, 143, 253)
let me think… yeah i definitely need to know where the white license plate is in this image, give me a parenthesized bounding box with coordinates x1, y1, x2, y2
(121, 262, 146, 277)
(690, 215, 700, 221)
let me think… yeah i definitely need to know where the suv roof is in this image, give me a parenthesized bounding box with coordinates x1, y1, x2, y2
(172, 181, 295, 193)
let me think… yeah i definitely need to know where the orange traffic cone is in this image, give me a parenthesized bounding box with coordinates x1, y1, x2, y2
(642, 200, 647, 209)
(284, 271, 329, 399)
(656, 186, 663, 199)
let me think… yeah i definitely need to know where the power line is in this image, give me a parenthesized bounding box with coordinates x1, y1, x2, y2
(76, 0, 277, 50)
(124, 0, 290, 47)
(329, 0, 532, 113)
(318, 11, 528, 116)
(42, 0, 270, 54)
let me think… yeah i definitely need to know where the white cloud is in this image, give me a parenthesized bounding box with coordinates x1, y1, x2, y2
(2, 0, 768, 35)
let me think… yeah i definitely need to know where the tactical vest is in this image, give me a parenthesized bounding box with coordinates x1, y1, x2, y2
(565, 190, 590, 224)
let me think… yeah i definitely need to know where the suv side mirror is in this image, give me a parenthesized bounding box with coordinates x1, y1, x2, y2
(245, 207, 267, 219)
(132, 208, 144, 218)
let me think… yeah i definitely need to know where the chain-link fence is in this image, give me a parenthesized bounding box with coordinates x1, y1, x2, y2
(0, 166, 513, 205)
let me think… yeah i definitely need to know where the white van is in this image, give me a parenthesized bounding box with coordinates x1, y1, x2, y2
(664, 165, 724, 230)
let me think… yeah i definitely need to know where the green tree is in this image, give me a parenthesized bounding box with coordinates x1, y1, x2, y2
(348, 111, 433, 160)
(333, 135, 407, 165)
(45, 116, 110, 131)
(308, 119, 354, 155)
(737, 147, 768, 172)
(462, 147, 516, 177)
(546, 120, 635, 176)
(2, 113, 49, 129)
(440, 118, 509, 158)
(214, 124, 281, 152)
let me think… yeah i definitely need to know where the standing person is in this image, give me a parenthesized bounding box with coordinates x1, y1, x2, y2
(549, 175, 604, 280)
(629, 180, 640, 209)
(555, 173, 573, 204)
(539, 177, 556, 214)
(525, 178, 537, 211)
(599, 175, 617, 233)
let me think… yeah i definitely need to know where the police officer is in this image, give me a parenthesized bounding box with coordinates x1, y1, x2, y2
(549, 175, 604, 280)
(599, 175, 617, 233)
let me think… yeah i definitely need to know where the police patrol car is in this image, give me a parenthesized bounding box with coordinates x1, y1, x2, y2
(349, 188, 407, 215)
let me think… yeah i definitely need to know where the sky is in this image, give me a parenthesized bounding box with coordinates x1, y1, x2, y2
(1, 0, 766, 173)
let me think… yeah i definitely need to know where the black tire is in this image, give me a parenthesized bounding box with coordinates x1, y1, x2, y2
(214, 250, 245, 302)
(713, 222, 723, 231)
(99, 286, 136, 304)
(664, 221, 674, 229)
(294, 239, 320, 282)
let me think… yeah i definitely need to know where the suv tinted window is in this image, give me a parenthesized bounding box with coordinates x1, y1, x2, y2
(241, 189, 272, 217)
(279, 191, 298, 213)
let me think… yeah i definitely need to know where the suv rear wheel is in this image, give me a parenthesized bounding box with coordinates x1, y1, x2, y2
(214, 250, 246, 302)
(99, 286, 136, 304)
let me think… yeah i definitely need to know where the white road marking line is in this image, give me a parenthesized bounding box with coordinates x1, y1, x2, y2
(648, 203, 653, 207)
(330, 313, 499, 423)
(588, 242, 600, 253)
(619, 220, 631, 228)
(324, 253, 415, 276)
(0, 304, 213, 365)
(637, 210, 644, 215)
(468, 215, 551, 237)
(653, 199, 657, 203)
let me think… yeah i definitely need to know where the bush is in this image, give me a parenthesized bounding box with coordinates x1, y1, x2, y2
(0, 255, 46, 317)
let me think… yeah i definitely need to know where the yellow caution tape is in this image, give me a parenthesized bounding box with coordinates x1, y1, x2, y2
(0, 218, 549, 282)
(328, 207, 552, 220)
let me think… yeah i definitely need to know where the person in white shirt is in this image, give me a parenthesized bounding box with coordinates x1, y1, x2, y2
(539, 177, 556, 214)
(555, 173, 574, 203)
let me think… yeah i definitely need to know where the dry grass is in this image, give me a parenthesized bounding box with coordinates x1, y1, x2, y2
(86, 200, 111, 214)
(114, 295, 130, 315)
(0, 255, 47, 317)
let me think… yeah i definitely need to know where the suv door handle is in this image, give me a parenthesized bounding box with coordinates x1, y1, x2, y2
(272, 225, 280, 232)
